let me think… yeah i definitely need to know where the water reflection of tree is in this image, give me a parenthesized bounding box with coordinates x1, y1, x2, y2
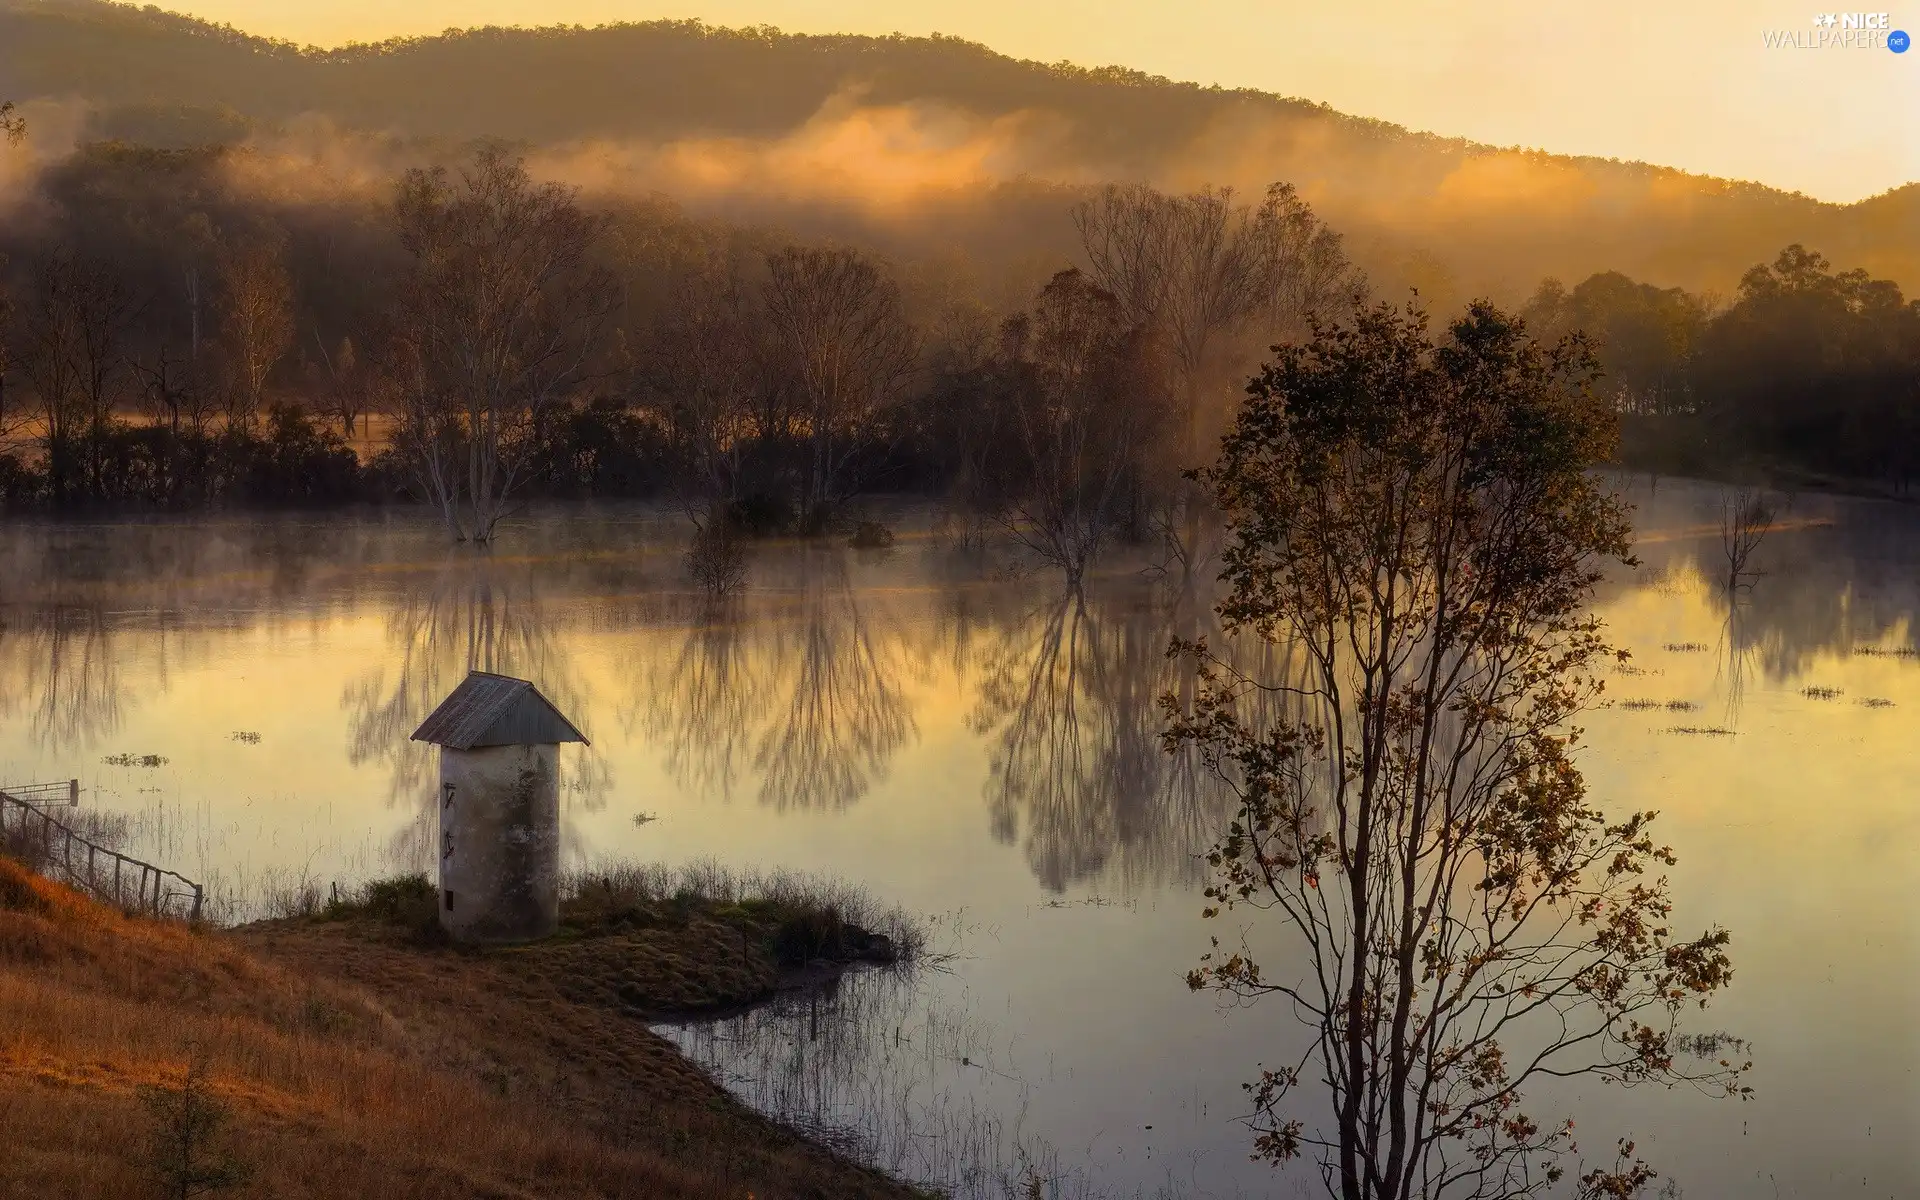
(341, 554, 608, 864)
(634, 546, 917, 811)
(0, 606, 130, 752)
(635, 596, 771, 802)
(968, 579, 1235, 893)
(1626, 482, 1920, 680)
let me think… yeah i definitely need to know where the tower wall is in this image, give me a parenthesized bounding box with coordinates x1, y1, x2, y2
(436, 743, 560, 943)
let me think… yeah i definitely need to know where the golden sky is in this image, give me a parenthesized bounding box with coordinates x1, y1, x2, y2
(162, 1, 1918, 203)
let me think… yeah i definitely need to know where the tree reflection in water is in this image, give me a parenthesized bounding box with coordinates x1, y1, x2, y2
(341, 552, 609, 866)
(0, 605, 131, 753)
(634, 545, 916, 811)
(967, 577, 1244, 894)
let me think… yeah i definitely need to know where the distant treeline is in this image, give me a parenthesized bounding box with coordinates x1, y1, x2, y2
(0, 140, 1359, 560)
(8, 5, 1920, 303)
(0, 135, 1912, 535)
(1524, 248, 1920, 488)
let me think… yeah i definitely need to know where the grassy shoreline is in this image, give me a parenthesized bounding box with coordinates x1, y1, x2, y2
(0, 852, 933, 1199)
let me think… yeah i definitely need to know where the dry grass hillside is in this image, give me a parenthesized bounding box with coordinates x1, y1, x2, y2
(0, 856, 920, 1199)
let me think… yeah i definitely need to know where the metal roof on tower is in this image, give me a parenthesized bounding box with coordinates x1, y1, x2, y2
(409, 671, 590, 750)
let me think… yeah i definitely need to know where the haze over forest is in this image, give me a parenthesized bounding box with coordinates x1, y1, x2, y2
(2, 0, 1916, 306)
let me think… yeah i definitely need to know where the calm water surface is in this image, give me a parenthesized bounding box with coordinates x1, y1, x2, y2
(0, 480, 1914, 1198)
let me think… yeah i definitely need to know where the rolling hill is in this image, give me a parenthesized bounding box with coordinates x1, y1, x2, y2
(1, 0, 1915, 302)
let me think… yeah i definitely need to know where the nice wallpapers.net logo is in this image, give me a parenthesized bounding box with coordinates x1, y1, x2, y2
(1763, 12, 1911, 50)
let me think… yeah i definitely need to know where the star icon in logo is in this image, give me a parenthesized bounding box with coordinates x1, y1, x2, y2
(1814, 12, 1837, 26)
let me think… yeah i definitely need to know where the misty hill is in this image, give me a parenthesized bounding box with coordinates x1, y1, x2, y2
(2, 0, 1917, 302)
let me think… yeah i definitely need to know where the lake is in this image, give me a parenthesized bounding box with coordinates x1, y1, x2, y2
(0, 478, 1914, 1199)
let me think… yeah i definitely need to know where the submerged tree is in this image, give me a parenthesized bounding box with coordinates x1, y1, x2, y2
(653, 245, 761, 521)
(391, 148, 615, 543)
(1167, 301, 1747, 1199)
(761, 245, 918, 529)
(982, 269, 1166, 584)
(1074, 181, 1364, 570)
(1717, 486, 1776, 593)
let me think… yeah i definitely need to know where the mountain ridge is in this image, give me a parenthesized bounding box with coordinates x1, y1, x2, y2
(1, 0, 1914, 299)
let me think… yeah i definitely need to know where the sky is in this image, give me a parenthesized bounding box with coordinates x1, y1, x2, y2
(160, 1, 1920, 203)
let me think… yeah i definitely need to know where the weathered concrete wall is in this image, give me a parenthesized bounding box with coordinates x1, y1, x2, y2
(436, 743, 559, 944)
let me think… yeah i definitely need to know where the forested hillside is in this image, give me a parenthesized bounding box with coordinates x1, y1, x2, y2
(2, 0, 1916, 301)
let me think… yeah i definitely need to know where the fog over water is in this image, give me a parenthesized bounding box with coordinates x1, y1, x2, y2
(0, 478, 1915, 1197)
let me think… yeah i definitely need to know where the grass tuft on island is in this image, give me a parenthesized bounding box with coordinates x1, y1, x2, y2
(286, 859, 929, 1017)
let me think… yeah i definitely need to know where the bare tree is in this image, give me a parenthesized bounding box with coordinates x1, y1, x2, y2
(988, 269, 1165, 585)
(391, 148, 615, 543)
(762, 245, 918, 529)
(1077, 182, 1362, 452)
(132, 343, 191, 437)
(654, 247, 760, 522)
(0, 101, 23, 146)
(1074, 182, 1363, 571)
(1074, 183, 1176, 332)
(1250, 183, 1370, 342)
(213, 227, 294, 434)
(1168, 302, 1747, 1200)
(311, 331, 363, 440)
(18, 251, 140, 504)
(0, 263, 26, 458)
(1717, 486, 1775, 592)
(685, 521, 749, 596)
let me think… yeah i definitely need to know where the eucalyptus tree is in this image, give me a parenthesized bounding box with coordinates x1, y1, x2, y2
(761, 245, 918, 529)
(391, 148, 615, 543)
(213, 225, 294, 435)
(1074, 181, 1363, 569)
(985, 269, 1165, 585)
(17, 251, 140, 505)
(1167, 301, 1747, 1200)
(653, 245, 760, 521)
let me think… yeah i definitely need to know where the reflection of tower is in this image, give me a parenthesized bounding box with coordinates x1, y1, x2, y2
(410, 671, 588, 944)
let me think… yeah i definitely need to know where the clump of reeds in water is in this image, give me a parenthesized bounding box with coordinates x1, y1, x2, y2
(101, 753, 168, 768)
(1618, 699, 1698, 712)
(1859, 697, 1896, 709)
(1667, 726, 1737, 737)
(1663, 642, 1709, 653)
(1802, 686, 1843, 701)
(1853, 645, 1920, 658)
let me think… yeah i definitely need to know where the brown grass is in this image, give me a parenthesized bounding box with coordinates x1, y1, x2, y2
(0, 856, 922, 1200)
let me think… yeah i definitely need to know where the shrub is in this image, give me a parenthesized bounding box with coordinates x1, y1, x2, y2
(139, 1057, 250, 1199)
(685, 522, 749, 595)
(725, 491, 795, 537)
(848, 520, 894, 549)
